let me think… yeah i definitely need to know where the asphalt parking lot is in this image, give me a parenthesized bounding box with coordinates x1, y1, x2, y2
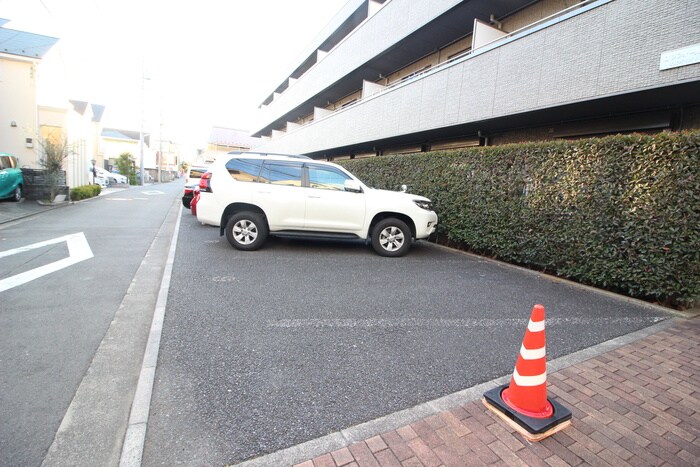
(143, 209, 672, 465)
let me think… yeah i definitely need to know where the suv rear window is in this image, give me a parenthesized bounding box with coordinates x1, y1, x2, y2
(189, 167, 208, 178)
(226, 158, 264, 182)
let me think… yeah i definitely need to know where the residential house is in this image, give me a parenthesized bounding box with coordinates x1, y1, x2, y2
(0, 18, 58, 167)
(154, 138, 181, 181)
(39, 100, 106, 187)
(101, 128, 156, 176)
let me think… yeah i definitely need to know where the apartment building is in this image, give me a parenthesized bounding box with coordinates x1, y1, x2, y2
(200, 126, 260, 162)
(251, 0, 700, 159)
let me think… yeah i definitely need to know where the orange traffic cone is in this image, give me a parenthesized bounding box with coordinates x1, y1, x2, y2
(483, 304, 571, 441)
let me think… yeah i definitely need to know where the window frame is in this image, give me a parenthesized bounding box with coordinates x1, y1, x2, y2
(306, 163, 352, 191)
(225, 158, 265, 182)
(259, 160, 306, 187)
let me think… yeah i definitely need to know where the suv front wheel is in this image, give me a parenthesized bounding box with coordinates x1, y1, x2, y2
(225, 211, 268, 251)
(371, 218, 411, 257)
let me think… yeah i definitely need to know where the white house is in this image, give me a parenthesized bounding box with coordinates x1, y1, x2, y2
(38, 101, 106, 187)
(101, 128, 157, 176)
(0, 18, 58, 167)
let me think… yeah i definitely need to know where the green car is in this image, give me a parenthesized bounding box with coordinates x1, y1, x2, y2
(0, 153, 23, 201)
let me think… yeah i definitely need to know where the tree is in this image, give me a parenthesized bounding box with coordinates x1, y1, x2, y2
(116, 152, 137, 185)
(39, 136, 73, 202)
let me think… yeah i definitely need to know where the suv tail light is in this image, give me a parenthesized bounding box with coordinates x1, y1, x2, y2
(199, 172, 212, 192)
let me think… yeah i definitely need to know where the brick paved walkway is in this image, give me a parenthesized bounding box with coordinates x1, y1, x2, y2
(293, 318, 699, 467)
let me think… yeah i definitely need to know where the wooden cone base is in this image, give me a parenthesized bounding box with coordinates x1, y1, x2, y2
(482, 384, 572, 442)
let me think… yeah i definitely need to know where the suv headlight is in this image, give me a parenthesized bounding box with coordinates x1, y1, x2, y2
(413, 200, 433, 211)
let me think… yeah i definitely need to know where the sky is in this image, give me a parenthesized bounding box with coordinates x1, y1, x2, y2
(0, 0, 348, 153)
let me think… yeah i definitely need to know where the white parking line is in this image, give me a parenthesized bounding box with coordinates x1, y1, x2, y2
(0, 232, 93, 293)
(265, 316, 668, 328)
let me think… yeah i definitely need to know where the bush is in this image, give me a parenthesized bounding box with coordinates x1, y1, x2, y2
(340, 131, 700, 308)
(70, 184, 101, 201)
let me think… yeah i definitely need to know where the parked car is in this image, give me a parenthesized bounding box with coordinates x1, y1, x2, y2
(196, 152, 438, 257)
(92, 166, 127, 185)
(0, 153, 24, 201)
(105, 169, 127, 184)
(94, 174, 109, 188)
(182, 165, 209, 209)
(190, 186, 201, 216)
(136, 171, 153, 183)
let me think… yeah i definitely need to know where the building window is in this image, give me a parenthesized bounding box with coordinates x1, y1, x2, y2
(401, 65, 432, 81)
(341, 99, 358, 108)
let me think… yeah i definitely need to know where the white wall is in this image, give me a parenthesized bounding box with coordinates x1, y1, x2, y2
(0, 55, 39, 167)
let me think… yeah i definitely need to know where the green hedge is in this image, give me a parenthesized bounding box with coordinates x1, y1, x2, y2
(341, 132, 700, 308)
(70, 184, 101, 201)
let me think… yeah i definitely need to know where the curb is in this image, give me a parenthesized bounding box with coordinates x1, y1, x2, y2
(236, 318, 678, 466)
(424, 242, 691, 318)
(119, 204, 183, 467)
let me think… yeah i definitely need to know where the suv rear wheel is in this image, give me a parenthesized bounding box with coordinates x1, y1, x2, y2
(225, 212, 268, 251)
(371, 218, 411, 257)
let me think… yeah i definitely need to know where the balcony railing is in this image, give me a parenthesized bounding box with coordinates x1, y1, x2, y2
(267, 0, 610, 140)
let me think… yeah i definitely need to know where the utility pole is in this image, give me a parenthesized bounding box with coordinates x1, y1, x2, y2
(158, 109, 163, 183)
(139, 59, 151, 186)
(139, 60, 146, 186)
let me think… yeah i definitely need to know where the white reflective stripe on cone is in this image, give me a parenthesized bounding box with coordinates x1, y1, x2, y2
(527, 320, 545, 332)
(512, 367, 547, 387)
(520, 344, 546, 360)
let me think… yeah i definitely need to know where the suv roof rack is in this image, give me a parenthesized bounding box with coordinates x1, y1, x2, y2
(226, 151, 311, 160)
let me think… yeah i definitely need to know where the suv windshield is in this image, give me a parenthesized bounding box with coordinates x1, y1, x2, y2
(0, 154, 17, 169)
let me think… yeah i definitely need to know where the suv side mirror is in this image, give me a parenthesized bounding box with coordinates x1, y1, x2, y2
(344, 179, 363, 193)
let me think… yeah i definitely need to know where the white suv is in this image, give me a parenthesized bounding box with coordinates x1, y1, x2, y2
(196, 152, 438, 257)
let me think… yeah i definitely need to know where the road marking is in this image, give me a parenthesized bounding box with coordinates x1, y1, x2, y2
(141, 190, 164, 195)
(0, 232, 94, 292)
(212, 276, 237, 282)
(265, 316, 667, 328)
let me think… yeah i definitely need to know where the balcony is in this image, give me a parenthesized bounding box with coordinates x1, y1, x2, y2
(253, 0, 700, 157)
(252, 0, 542, 136)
